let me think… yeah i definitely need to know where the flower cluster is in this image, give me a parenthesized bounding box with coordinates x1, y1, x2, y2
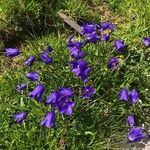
(6, 42, 95, 127)
(45, 87, 75, 116)
(119, 88, 148, 142)
(126, 115, 148, 142)
(119, 88, 139, 104)
(6, 21, 149, 143)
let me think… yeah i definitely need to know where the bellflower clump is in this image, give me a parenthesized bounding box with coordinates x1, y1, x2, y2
(114, 40, 128, 53)
(127, 115, 135, 126)
(143, 37, 150, 47)
(13, 111, 27, 124)
(118, 88, 139, 104)
(40, 51, 53, 65)
(46, 87, 75, 116)
(81, 86, 95, 99)
(40, 111, 55, 128)
(16, 83, 27, 92)
(24, 56, 35, 67)
(29, 84, 45, 101)
(6, 48, 20, 58)
(128, 127, 148, 143)
(70, 59, 91, 82)
(25, 72, 39, 81)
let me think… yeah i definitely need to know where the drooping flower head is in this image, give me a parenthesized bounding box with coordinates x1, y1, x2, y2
(114, 40, 128, 53)
(69, 47, 86, 59)
(40, 51, 52, 65)
(25, 71, 39, 81)
(6, 48, 20, 58)
(143, 37, 150, 47)
(118, 88, 129, 101)
(128, 127, 148, 142)
(81, 86, 95, 99)
(87, 31, 100, 43)
(127, 115, 135, 126)
(40, 111, 55, 128)
(70, 60, 91, 82)
(57, 101, 75, 116)
(29, 84, 45, 101)
(16, 83, 27, 92)
(67, 35, 83, 50)
(24, 56, 35, 67)
(107, 57, 119, 70)
(81, 23, 96, 35)
(101, 34, 110, 42)
(45, 91, 59, 106)
(129, 89, 139, 104)
(13, 111, 27, 124)
(67, 36, 86, 59)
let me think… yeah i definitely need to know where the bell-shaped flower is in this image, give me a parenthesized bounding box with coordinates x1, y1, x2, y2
(6, 48, 20, 58)
(128, 127, 148, 143)
(118, 88, 129, 101)
(40, 111, 55, 128)
(16, 83, 27, 92)
(81, 86, 95, 99)
(24, 56, 35, 67)
(40, 51, 52, 65)
(25, 72, 39, 81)
(114, 40, 127, 53)
(13, 111, 27, 124)
(29, 84, 45, 101)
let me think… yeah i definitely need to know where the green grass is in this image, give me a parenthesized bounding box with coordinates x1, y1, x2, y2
(0, 0, 150, 149)
(0, 0, 99, 49)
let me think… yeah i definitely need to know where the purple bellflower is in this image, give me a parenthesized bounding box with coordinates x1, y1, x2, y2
(40, 51, 52, 65)
(81, 23, 96, 35)
(40, 111, 55, 128)
(16, 83, 27, 92)
(24, 56, 35, 67)
(6, 48, 20, 58)
(69, 47, 86, 59)
(70, 60, 91, 82)
(127, 115, 135, 126)
(107, 57, 119, 70)
(67, 36, 85, 59)
(118, 88, 129, 101)
(87, 32, 100, 43)
(57, 101, 75, 116)
(99, 22, 115, 32)
(45, 87, 75, 115)
(143, 37, 150, 47)
(13, 111, 27, 124)
(128, 127, 148, 143)
(29, 84, 45, 101)
(25, 72, 39, 81)
(129, 89, 139, 104)
(81, 86, 95, 99)
(114, 40, 128, 53)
